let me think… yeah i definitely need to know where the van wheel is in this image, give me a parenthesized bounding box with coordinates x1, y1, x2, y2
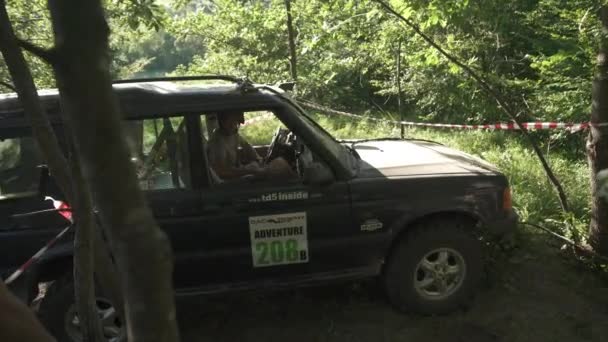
(383, 218, 482, 314)
(38, 275, 124, 342)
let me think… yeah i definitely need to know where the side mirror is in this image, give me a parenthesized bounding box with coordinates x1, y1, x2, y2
(277, 82, 296, 92)
(303, 162, 334, 186)
(37, 165, 49, 196)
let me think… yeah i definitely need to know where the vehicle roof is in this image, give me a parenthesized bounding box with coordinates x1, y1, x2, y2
(0, 81, 286, 126)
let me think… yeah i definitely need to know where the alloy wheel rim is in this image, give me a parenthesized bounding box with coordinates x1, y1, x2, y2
(65, 298, 124, 342)
(413, 247, 466, 300)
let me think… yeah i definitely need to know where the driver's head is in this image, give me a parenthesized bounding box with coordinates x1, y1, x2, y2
(218, 111, 245, 135)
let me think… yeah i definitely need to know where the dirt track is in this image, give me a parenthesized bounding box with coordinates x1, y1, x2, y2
(177, 231, 608, 342)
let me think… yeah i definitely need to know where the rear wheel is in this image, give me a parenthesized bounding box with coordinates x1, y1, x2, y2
(38, 275, 124, 342)
(383, 218, 483, 314)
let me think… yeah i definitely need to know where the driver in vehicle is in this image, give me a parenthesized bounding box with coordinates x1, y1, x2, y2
(207, 111, 295, 181)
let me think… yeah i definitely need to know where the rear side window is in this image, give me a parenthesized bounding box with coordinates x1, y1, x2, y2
(123, 116, 190, 190)
(0, 136, 42, 196)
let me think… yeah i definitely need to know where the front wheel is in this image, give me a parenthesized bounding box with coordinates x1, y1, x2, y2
(383, 218, 483, 314)
(38, 275, 124, 342)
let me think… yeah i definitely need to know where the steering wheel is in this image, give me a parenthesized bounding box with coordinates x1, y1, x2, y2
(264, 126, 287, 165)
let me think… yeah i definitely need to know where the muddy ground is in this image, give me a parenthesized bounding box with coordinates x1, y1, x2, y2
(176, 229, 608, 342)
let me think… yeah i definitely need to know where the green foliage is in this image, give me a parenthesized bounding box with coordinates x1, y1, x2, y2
(1, 0, 173, 86)
(4, 0, 601, 130)
(2, 0, 55, 88)
(163, 0, 600, 134)
(109, 0, 168, 31)
(169, 0, 292, 82)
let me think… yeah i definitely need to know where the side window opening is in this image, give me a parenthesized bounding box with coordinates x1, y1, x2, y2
(239, 111, 285, 146)
(0, 136, 43, 196)
(201, 110, 332, 187)
(123, 116, 190, 191)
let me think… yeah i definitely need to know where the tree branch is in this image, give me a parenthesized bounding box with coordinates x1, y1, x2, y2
(522, 222, 608, 263)
(17, 38, 56, 64)
(579, 8, 591, 33)
(284, 0, 298, 81)
(0, 80, 16, 92)
(372, 0, 571, 214)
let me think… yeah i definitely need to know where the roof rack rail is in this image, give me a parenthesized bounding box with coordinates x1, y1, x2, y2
(112, 75, 250, 85)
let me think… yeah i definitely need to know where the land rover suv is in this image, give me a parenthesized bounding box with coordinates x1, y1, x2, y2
(0, 76, 517, 341)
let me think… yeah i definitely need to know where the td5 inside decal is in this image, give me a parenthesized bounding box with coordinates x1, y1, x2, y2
(249, 212, 309, 267)
(248, 191, 309, 203)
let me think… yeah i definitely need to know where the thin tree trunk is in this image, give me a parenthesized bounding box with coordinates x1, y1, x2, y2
(71, 155, 104, 342)
(396, 41, 404, 139)
(0, 0, 72, 196)
(284, 0, 297, 81)
(0, 1, 105, 340)
(588, 6, 608, 254)
(47, 1, 179, 341)
(373, 0, 571, 215)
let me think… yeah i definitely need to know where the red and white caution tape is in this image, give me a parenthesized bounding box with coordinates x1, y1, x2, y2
(3, 198, 73, 286)
(391, 122, 593, 131)
(298, 100, 608, 132)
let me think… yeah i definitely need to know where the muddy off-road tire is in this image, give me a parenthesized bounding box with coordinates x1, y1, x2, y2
(38, 275, 124, 342)
(383, 218, 483, 314)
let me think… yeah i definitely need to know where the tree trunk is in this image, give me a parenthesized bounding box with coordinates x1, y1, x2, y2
(588, 6, 608, 255)
(47, 1, 179, 341)
(396, 41, 404, 139)
(71, 155, 105, 342)
(284, 0, 297, 82)
(0, 0, 72, 196)
(0, 1, 105, 340)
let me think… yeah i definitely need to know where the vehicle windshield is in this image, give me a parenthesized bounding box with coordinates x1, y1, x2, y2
(276, 94, 358, 176)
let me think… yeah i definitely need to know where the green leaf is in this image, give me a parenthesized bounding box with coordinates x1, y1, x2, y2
(401, 6, 414, 19)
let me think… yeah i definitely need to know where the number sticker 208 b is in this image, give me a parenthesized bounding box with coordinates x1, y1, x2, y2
(249, 212, 308, 267)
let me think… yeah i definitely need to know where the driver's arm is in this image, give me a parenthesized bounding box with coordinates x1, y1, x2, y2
(211, 161, 263, 180)
(239, 136, 261, 164)
(208, 145, 263, 180)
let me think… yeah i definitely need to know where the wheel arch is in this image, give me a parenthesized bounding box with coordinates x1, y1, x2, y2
(383, 210, 481, 270)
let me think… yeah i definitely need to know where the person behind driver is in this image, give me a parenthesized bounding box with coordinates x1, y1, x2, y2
(207, 111, 294, 181)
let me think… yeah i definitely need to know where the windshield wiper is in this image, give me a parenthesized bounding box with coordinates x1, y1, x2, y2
(344, 144, 361, 160)
(348, 137, 443, 148)
(348, 137, 402, 147)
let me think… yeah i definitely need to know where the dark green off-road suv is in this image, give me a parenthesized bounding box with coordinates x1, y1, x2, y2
(0, 76, 517, 341)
